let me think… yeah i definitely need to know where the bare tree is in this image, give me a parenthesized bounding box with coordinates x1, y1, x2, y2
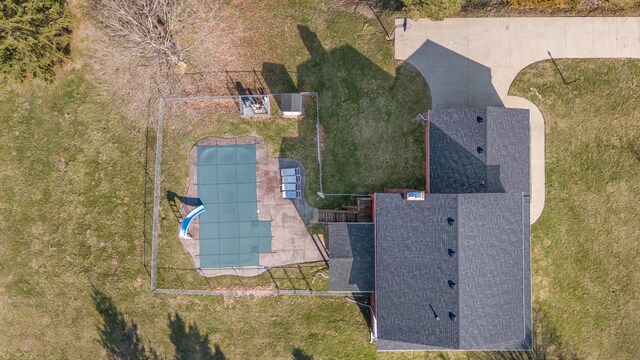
(90, 0, 187, 67)
(86, 0, 242, 127)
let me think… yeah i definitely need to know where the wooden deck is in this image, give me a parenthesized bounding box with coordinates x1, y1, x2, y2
(318, 210, 358, 223)
(357, 197, 373, 222)
(318, 196, 373, 223)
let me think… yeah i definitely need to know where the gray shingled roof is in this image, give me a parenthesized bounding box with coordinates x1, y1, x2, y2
(429, 107, 529, 195)
(457, 194, 531, 349)
(375, 194, 459, 349)
(375, 193, 531, 350)
(328, 223, 374, 292)
(280, 93, 303, 112)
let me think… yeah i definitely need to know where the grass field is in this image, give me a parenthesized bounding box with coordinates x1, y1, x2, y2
(376, 60, 640, 360)
(153, 1, 430, 289)
(1, 0, 639, 358)
(509, 59, 640, 360)
(180, 1, 431, 208)
(0, 2, 422, 358)
(154, 99, 330, 291)
(0, 69, 377, 360)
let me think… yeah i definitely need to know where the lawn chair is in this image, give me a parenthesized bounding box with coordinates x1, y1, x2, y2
(281, 183, 301, 191)
(282, 190, 302, 199)
(282, 175, 301, 184)
(280, 168, 300, 177)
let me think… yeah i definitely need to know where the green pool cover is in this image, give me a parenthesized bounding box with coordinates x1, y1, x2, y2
(197, 144, 271, 268)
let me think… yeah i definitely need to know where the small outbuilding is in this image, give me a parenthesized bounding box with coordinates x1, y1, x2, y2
(327, 223, 374, 292)
(239, 95, 270, 119)
(279, 93, 304, 118)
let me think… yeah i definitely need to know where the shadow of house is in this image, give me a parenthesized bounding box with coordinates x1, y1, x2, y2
(168, 313, 226, 360)
(267, 25, 429, 208)
(429, 122, 505, 194)
(351, 294, 374, 334)
(260, 24, 535, 354)
(406, 40, 503, 109)
(429, 107, 530, 196)
(91, 286, 161, 360)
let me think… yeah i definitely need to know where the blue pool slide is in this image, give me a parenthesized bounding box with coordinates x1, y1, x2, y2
(178, 205, 206, 239)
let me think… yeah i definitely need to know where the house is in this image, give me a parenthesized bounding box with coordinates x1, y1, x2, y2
(328, 106, 532, 351)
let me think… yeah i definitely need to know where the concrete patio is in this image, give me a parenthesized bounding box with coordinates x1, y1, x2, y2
(179, 136, 326, 277)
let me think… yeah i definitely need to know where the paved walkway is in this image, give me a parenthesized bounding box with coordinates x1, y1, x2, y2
(395, 17, 640, 224)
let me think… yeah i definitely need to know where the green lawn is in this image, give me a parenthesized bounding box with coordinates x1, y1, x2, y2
(509, 59, 640, 360)
(154, 1, 430, 288)
(187, 1, 431, 208)
(155, 100, 329, 291)
(376, 60, 640, 360)
(1, 0, 639, 358)
(0, 70, 376, 360)
(0, 2, 425, 358)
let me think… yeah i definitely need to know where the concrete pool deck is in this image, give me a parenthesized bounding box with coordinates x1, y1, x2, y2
(395, 17, 640, 224)
(179, 136, 325, 277)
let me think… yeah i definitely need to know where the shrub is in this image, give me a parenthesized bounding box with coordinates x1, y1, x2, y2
(0, 0, 71, 81)
(507, 0, 567, 7)
(402, 0, 464, 20)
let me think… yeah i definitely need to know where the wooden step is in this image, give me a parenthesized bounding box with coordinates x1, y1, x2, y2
(318, 210, 358, 223)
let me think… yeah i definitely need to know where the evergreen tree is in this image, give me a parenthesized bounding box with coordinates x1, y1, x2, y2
(0, 0, 71, 81)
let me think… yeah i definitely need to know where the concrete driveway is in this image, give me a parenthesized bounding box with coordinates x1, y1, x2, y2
(395, 17, 640, 224)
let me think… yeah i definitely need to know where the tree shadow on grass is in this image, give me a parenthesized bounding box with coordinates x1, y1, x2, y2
(168, 312, 226, 360)
(92, 286, 162, 360)
(92, 286, 225, 360)
(292, 347, 313, 360)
